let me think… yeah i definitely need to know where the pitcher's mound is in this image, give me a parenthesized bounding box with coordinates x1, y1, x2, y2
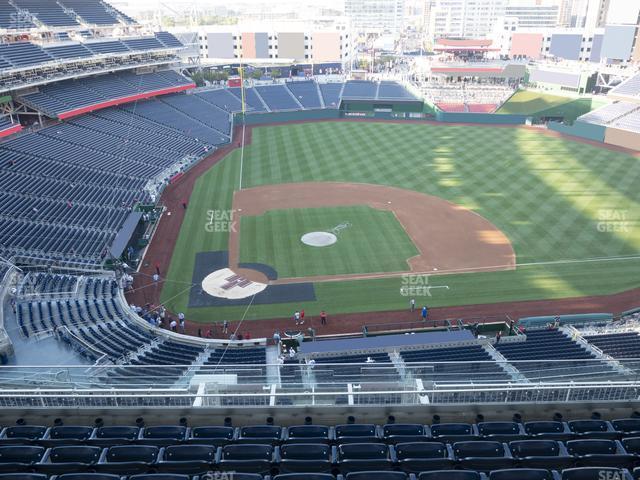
(301, 231, 337, 247)
(202, 268, 267, 299)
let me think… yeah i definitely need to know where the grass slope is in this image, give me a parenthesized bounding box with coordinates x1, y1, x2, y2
(161, 121, 640, 322)
(239, 205, 419, 277)
(497, 90, 602, 121)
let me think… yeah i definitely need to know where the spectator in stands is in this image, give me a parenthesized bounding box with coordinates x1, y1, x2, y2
(289, 347, 296, 358)
(179, 318, 185, 333)
(320, 310, 327, 325)
(366, 356, 376, 363)
(159, 305, 166, 322)
(223, 320, 229, 334)
(273, 331, 281, 343)
(495, 330, 502, 343)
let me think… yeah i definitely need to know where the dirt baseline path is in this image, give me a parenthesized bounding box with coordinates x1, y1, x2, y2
(229, 182, 515, 283)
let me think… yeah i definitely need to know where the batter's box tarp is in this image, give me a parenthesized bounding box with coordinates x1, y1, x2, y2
(188, 251, 316, 307)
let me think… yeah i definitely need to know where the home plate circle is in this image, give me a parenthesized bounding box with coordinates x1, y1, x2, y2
(301, 231, 337, 247)
(201, 268, 267, 299)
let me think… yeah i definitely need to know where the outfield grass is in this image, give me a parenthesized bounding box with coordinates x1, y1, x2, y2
(496, 90, 605, 121)
(239, 205, 419, 277)
(161, 121, 640, 322)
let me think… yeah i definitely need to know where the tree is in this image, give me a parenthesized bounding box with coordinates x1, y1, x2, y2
(250, 69, 263, 80)
(270, 68, 281, 79)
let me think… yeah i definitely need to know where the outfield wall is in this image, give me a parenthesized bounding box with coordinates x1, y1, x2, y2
(548, 120, 606, 142)
(436, 111, 528, 124)
(236, 109, 341, 125)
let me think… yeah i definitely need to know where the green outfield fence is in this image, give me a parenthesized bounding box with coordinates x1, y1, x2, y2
(548, 120, 607, 142)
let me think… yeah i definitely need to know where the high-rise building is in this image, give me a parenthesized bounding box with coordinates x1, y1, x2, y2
(344, 0, 406, 33)
(428, 0, 506, 39)
(504, 0, 561, 29)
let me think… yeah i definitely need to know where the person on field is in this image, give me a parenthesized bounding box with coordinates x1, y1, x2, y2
(421, 306, 428, 322)
(223, 320, 229, 334)
(170, 319, 177, 332)
(294, 310, 301, 325)
(320, 310, 327, 325)
(300, 309, 305, 324)
(410, 298, 415, 312)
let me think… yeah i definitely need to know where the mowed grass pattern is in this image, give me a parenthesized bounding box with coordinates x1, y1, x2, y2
(161, 121, 640, 322)
(239, 206, 419, 277)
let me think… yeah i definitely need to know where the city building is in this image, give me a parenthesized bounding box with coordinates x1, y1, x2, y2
(344, 0, 406, 33)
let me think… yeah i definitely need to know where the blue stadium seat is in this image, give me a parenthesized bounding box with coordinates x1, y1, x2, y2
(278, 443, 334, 473)
(0, 426, 47, 444)
(89, 426, 139, 446)
(509, 439, 573, 469)
(430, 423, 478, 442)
(477, 422, 527, 441)
(335, 424, 380, 443)
(565, 439, 634, 468)
(56, 475, 121, 480)
(0, 446, 45, 473)
(285, 426, 332, 444)
(139, 427, 187, 446)
(562, 467, 631, 480)
(489, 469, 556, 480)
(35, 445, 101, 475)
(273, 475, 336, 480)
(217, 444, 274, 474)
(337, 443, 394, 473)
(452, 441, 515, 471)
(346, 472, 409, 480)
(395, 442, 454, 472)
(43, 426, 94, 446)
(613, 419, 640, 437)
(622, 436, 640, 455)
(0, 476, 47, 480)
(189, 426, 235, 446)
(524, 422, 572, 441)
(238, 425, 284, 444)
(418, 472, 485, 480)
(128, 475, 191, 480)
(95, 445, 159, 474)
(382, 424, 429, 443)
(567, 420, 619, 440)
(157, 444, 215, 474)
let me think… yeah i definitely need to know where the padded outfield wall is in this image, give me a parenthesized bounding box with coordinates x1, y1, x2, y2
(548, 120, 607, 142)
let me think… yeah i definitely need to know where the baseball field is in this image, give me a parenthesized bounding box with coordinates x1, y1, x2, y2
(159, 120, 640, 323)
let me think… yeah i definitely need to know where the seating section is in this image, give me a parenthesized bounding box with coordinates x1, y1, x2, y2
(0, 42, 53, 68)
(0, 116, 21, 136)
(0, 1, 36, 29)
(19, 71, 195, 119)
(312, 353, 396, 383)
(400, 345, 511, 383)
(378, 81, 415, 99)
(58, 0, 122, 26)
(254, 85, 301, 111)
(154, 32, 183, 48)
(610, 73, 640, 98)
(578, 102, 640, 126)
(286, 81, 323, 109)
(200, 347, 267, 382)
(43, 43, 93, 60)
(0, 418, 637, 477)
(342, 80, 378, 99)
(319, 82, 343, 108)
(13, 0, 79, 27)
(584, 332, 640, 360)
(0, 93, 222, 265)
(495, 329, 611, 380)
(195, 88, 244, 113)
(160, 94, 232, 136)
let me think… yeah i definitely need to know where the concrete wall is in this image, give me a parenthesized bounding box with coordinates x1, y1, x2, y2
(278, 32, 305, 61)
(510, 33, 543, 59)
(238, 108, 341, 125)
(601, 25, 636, 61)
(312, 31, 341, 62)
(241, 32, 256, 58)
(255, 32, 269, 58)
(549, 33, 582, 61)
(207, 32, 234, 58)
(604, 127, 640, 151)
